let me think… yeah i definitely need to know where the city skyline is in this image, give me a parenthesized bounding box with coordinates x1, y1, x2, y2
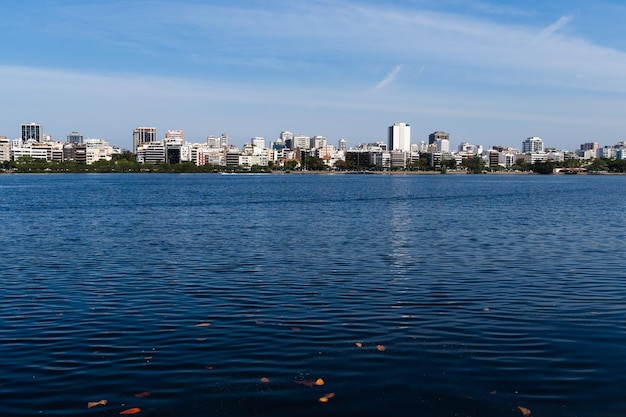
(3, 121, 623, 155)
(3, 1, 626, 150)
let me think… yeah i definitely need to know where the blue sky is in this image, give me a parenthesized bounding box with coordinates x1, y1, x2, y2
(2, 0, 626, 150)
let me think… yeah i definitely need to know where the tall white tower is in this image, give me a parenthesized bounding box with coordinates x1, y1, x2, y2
(523, 137, 544, 153)
(388, 122, 411, 152)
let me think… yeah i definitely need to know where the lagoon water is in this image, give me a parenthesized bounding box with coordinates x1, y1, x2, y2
(1, 173, 625, 417)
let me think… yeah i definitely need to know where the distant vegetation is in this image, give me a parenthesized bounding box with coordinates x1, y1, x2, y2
(1, 153, 271, 174)
(2, 154, 626, 174)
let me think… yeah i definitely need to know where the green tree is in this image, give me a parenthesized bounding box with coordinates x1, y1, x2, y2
(283, 160, 298, 171)
(606, 158, 626, 172)
(587, 158, 608, 172)
(461, 156, 485, 174)
(333, 160, 347, 171)
(532, 161, 555, 174)
(304, 156, 327, 171)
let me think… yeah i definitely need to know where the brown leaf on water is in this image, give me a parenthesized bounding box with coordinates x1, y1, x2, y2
(196, 322, 211, 327)
(319, 392, 335, 403)
(517, 405, 531, 416)
(291, 326, 301, 331)
(296, 377, 324, 386)
(134, 391, 152, 398)
(205, 365, 214, 370)
(355, 342, 363, 348)
(260, 377, 270, 383)
(376, 344, 386, 352)
(119, 407, 141, 415)
(87, 399, 107, 408)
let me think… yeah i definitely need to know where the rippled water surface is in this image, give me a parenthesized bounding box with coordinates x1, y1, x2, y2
(1, 173, 625, 417)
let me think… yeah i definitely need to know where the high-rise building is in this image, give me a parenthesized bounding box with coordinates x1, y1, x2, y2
(580, 142, 599, 151)
(293, 135, 310, 150)
(310, 136, 327, 149)
(0, 137, 10, 162)
(67, 132, 83, 145)
(428, 131, 449, 144)
(280, 132, 294, 149)
(388, 123, 411, 152)
(338, 139, 346, 152)
(165, 130, 184, 142)
(251, 137, 266, 149)
(220, 133, 229, 148)
(522, 136, 544, 153)
(280, 131, 294, 141)
(207, 135, 220, 149)
(21, 123, 41, 143)
(133, 127, 157, 153)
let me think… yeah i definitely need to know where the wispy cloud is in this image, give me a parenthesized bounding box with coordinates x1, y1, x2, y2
(371, 65, 404, 91)
(4, 1, 626, 150)
(540, 15, 573, 38)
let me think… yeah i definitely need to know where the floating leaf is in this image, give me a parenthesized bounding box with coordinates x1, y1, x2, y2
(296, 380, 316, 387)
(291, 327, 301, 332)
(119, 407, 141, 415)
(483, 307, 490, 311)
(355, 342, 363, 348)
(255, 321, 264, 325)
(205, 365, 214, 370)
(196, 322, 211, 327)
(87, 400, 107, 408)
(196, 338, 207, 342)
(315, 378, 325, 386)
(134, 391, 152, 398)
(260, 377, 270, 383)
(319, 392, 335, 403)
(376, 344, 386, 352)
(517, 406, 531, 416)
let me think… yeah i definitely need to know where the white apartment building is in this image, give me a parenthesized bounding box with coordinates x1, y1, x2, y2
(165, 130, 184, 142)
(84, 139, 114, 164)
(293, 135, 310, 149)
(523, 153, 549, 164)
(388, 122, 411, 152)
(434, 138, 450, 152)
(310, 135, 327, 149)
(499, 151, 518, 168)
(10, 141, 65, 162)
(0, 137, 10, 162)
(523, 137, 544, 153)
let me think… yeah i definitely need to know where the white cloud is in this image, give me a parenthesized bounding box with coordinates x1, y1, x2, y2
(371, 65, 404, 91)
(540, 15, 573, 38)
(4, 2, 626, 150)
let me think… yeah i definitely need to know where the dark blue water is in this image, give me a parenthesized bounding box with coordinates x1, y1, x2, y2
(1, 173, 625, 417)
